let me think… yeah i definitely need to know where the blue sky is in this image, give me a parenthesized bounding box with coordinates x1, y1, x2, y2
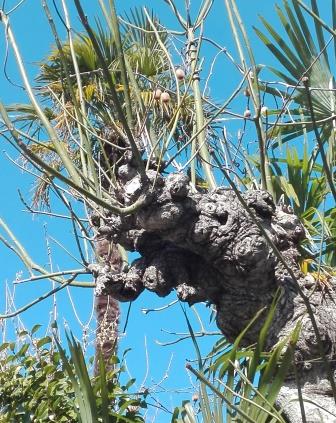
(0, 0, 332, 420)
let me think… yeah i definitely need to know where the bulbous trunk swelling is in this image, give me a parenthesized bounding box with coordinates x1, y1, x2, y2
(90, 171, 336, 420)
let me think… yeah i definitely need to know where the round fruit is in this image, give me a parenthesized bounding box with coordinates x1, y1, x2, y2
(175, 68, 185, 80)
(161, 92, 171, 103)
(153, 89, 162, 100)
(244, 109, 251, 118)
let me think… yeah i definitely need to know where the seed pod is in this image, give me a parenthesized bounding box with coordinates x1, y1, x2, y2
(161, 91, 171, 103)
(243, 88, 250, 97)
(153, 89, 162, 100)
(244, 109, 251, 118)
(175, 68, 185, 80)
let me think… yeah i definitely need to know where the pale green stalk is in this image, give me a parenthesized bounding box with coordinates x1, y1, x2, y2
(124, 56, 146, 115)
(186, 365, 256, 423)
(225, 360, 286, 422)
(0, 217, 92, 287)
(195, 0, 214, 28)
(0, 217, 37, 275)
(164, 0, 188, 29)
(0, 273, 80, 319)
(297, 0, 336, 38)
(230, 0, 274, 197)
(224, 0, 257, 104)
(0, 10, 81, 185)
(42, 0, 88, 181)
(0, 102, 147, 216)
(73, 0, 146, 178)
(164, 71, 250, 169)
(45, 85, 124, 153)
(142, 8, 187, 165)
(303, 79, 336, 202)
(60, 0, 100, 193)
(229, 0, 259, 102)
(224, 0, 274, 196)
(108, 0, 134, 129)
(98, 0, 134, 129)
(216, 379, 283, 421)
(17, 269, 88, 284)
(62, 112, 115, 190)
(45, 85, 116, 191)
(190, 115, 197, 188)
(99, 1, 156, 153)
(187, 24, 216, 190)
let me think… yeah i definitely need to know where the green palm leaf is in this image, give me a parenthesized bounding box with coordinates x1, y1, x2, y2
(255, 0, 336, 146)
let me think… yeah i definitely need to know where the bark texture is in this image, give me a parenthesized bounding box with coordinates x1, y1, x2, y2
(90, 170, 336, 421)
(94, 238, 122, 374)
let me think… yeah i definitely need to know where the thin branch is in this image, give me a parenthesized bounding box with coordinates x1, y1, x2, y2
(73, 0, 146, 178)
(14, 269, 89, 284)
(302, 77, 336, 202)
(0, 273, 80, 319)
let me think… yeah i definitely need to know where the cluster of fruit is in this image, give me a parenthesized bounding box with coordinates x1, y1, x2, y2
(153, 68, 185, 103)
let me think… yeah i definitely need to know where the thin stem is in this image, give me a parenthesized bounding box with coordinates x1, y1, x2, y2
(60, 0, 100, 192)
(254, 115, 274, 196)
(0, 216, 93, 288)
(0, 101, 148, 215)
(186, 364, 256, 423)
(107, 0, 134, 129)
(297, 0, 336, 38)
(290, 344, 307, 423)
(302, 77, 336, 202)
(224, 0, 274, 195)
(187, 26, 216, 189)
(73, 0, 146, 179)
(0, 273, 81, 319)
(15, 269, 88, 284)
(0, 10, 81, 185)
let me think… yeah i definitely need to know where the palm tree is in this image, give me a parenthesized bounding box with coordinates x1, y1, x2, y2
(2, 2, 336, 421)
(36, 9, 174, 370)
(6, 7, 187, 371)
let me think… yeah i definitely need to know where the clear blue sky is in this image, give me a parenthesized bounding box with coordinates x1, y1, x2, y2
(0, 1, 331, 420)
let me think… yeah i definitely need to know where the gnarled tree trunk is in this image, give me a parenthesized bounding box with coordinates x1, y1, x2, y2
(90, 170, 336, 421)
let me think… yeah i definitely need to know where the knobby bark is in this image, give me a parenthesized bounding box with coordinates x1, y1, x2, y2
(90, 169, 336, 421)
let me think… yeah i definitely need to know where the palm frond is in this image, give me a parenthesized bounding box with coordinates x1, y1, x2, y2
(255, 0, 336, 145)
(122, 8, 170, 78)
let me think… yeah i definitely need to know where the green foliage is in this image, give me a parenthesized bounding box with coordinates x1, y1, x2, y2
(122, 8, 169, 78)
(37, 8, 170, 105)
(0, 328, 146, 422)
(6, 5, 217, 208)
(269, 147, 336, 266)
(1, 1, 336, 421)
(37, 26, 115, 96)
(249, 143, 336, 270)
(172, 295, 301, 423)
(254, 0, 336, 145)
(250, 0, 336, 270)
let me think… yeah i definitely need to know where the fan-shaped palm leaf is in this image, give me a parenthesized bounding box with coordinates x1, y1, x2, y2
(254, 0, 336, 147)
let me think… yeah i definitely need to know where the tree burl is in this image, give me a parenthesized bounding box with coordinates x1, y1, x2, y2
(90, 170, 336, 422)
